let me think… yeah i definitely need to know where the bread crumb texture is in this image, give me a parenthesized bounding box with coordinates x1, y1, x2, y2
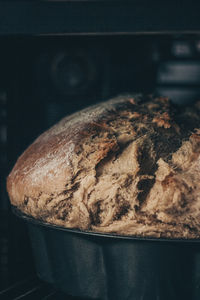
(7, 95, 200, 238)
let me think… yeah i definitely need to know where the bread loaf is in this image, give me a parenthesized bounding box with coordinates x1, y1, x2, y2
(7, 95, 200, 238)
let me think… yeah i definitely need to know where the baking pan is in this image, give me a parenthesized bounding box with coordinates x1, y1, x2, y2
(12, 206, 200, 300)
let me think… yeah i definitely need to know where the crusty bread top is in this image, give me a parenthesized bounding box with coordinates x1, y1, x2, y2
(7, 95, 200, 238)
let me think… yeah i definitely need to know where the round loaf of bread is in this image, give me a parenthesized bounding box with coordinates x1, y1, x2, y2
(7, 94, 200, 238)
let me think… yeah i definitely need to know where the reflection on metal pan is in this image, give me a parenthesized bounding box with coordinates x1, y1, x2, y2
(12, 205, 200, 300)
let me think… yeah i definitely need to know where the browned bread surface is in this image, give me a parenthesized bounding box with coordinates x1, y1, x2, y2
(7, 95, 200, 238)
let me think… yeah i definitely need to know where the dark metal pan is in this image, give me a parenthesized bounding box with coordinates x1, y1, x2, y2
(12, 206, 200, 300)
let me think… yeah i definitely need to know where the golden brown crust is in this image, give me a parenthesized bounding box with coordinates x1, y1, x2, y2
(7, 94, 200, 238)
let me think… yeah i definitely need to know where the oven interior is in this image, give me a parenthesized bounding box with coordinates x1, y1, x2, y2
(1, 33, 200, 298)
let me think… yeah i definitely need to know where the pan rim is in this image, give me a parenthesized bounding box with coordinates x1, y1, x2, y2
(12, 205, 200, 243)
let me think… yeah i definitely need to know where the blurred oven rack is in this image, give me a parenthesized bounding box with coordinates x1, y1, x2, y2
(0, 277, 84, 300)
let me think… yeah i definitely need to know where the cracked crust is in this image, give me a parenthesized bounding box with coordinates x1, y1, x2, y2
(7, 94, 200, 238)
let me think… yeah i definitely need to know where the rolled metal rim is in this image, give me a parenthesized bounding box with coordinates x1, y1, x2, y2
(12, 205, 200, 243)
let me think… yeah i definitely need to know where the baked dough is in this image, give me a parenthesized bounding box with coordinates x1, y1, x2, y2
(7, 95, 200, 238)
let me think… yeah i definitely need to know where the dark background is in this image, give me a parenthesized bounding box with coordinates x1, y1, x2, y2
(1, 0, 200, 298)
(1, 34, 200, 288)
